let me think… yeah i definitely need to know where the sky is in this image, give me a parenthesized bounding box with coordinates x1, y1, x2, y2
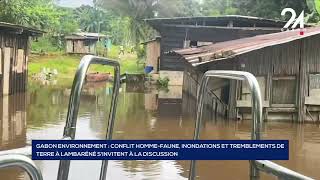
(56, 0, 93, 8)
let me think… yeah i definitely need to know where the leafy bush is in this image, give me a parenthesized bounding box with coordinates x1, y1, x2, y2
(157, 77, 170, 88)
(31, 36, 61, 54)
(136, 45, 146, 59)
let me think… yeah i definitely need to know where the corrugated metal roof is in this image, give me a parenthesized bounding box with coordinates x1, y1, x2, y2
(74, 32, 107, 37)
(65, 32, 107, 40)
(146, 15, 289, 29)
(0, 22, 44, 35)
(173, 27, 320, 67)
(141, 36, 161, 45)
(146, 15, 286, 23)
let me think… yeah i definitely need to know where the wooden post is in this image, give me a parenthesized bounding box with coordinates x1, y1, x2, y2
(12, 37, 17, 95)
(17, 49, 24, 93)
(297, 40, 306, 123)
(265, 72, 272, 121)
(228, 64, 239, 119)
(0, 48, 2, 95)
(228, 79, 237, 119)
(3, 48, 11, 95)
(25, 37, 31, 92)
(1, 95, 9, 143)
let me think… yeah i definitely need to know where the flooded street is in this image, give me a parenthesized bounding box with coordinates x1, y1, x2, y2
(0, 82, 320, 180)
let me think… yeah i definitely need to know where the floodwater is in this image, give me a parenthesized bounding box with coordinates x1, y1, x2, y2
(0, 81, 320, 180)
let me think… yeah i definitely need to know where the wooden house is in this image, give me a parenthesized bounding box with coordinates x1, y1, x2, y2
(65, 32, 106, 55)
(146, 15, 287, 71)
(145, 15, 287, 85)
(0, 22, 43, 95)
(171, 27, 320, 122)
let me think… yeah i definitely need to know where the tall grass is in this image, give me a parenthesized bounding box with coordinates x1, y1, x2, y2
(29, 54, 144, 80)
(31, 36, 63, 55)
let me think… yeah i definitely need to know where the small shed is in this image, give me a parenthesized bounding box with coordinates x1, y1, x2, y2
(65, 32, 106, 55)
(0, 22, 43, 95)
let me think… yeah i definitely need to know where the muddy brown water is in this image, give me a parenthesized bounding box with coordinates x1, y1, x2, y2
(0, 82, 319, 180)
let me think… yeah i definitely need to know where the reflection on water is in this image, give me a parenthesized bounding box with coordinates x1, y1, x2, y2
(0, 82, 320, 180)
(0, 93, 27, 180)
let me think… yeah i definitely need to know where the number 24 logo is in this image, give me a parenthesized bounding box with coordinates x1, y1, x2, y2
(281, 8, 304, 31)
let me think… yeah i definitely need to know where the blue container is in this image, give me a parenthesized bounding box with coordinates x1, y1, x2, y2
(144, 66, 154, 74)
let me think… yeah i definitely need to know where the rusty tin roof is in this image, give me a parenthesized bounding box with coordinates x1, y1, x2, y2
(0, 22, 44, 35)
(172, 26, 320, 67)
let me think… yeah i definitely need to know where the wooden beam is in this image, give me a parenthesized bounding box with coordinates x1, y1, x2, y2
(265, 71, 272, 121)
(228, 79, 237, 119)
(1, 95, 9, 143)
(0, 49, 2, 75)
(3, 48, 11, 95)
(297, 40, 306, 122)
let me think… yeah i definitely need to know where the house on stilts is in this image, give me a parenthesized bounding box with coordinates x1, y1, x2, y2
(170, 26, 320, 122)
(145, 15, 320, 122)
(145, 15, 287, 85)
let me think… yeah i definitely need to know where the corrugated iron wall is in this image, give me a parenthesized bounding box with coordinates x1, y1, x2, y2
(237, 40, 301, 76)
(303, 35, 320, 73)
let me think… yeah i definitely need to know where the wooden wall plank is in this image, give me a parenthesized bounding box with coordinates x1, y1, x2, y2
(146, 40, 160, 73)
(17, 49, 24, 73)
(66, 40, 73, 53)
(298, 39, 307, 122)
(2, 96, 9, 142)
(0, 49, 2, 75)
(3, 48, 11, 95)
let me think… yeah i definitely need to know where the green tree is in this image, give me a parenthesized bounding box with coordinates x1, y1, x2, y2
(97, 0, 193, 45)
(179, 0, 203, 17)
(97, 0, 154, 45)
(108, 17, 132, 45)
(74, 5, 112, 33)
(0, 0, 61, 30)
(316, 0, 320, 13)
(201, 0, 237, 16)
(57, 7, 79, 35)
(233, 0, 309, 20)
(305, 0, 320, 23)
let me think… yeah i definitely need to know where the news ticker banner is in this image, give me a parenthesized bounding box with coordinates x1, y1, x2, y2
(32, 140, 289, 160)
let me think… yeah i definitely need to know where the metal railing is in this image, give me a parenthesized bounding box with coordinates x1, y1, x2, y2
(189, 70, 314, 180)
(0, 55, 121, 180)
(0, 66, 313, 180)
(188, 71, 228, 109)
(0, 154, 43, 180)
(57, 55, 121, 180)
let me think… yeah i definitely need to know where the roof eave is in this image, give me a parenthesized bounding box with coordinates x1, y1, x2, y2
(173, 26, 320, 69)
(0, 22, 45, 36)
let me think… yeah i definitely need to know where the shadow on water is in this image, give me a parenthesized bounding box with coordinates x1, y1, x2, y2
(0, 81, 320, 179)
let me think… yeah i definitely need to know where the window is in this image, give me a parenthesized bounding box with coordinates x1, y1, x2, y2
(309, 74, 320, 97)
(84, 39, 91, 46)
(183, 40, 213, 48)
(190, 41, 198, 47)
(272, 77, 296, 105)
(240, 76, 266, 101)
